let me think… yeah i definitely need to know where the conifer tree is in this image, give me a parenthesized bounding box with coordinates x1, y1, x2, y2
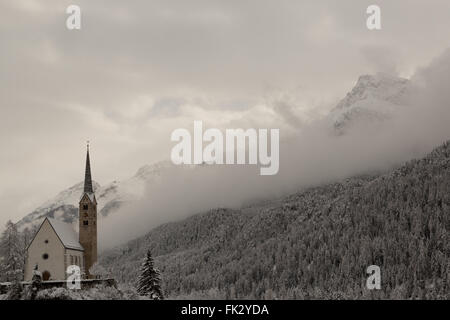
(137, 250, 163, 300)
(0, 220, 23, 282)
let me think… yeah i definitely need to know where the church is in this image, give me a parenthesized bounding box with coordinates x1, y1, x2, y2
(24, 145, 98, 281)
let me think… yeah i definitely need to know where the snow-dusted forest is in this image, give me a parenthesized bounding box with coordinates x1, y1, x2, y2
(94, 141, 450, 299)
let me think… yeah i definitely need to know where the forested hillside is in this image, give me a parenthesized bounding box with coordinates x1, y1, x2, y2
(98, 141, 450, 299)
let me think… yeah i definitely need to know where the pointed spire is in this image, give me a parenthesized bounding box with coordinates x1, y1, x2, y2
(84, 141, 94, 194)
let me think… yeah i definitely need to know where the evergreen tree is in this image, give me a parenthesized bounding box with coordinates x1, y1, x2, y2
(137, 250, 163, 300)
(20, 227, 34, 270)
(0, 220, 23, 282)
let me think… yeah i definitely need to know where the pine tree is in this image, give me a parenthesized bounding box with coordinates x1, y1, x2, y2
(20, 227, 34, 271)
(0, 220, 23, 282)
(137, 250, 163, 300)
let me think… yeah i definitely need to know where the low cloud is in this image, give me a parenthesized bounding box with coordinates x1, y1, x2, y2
(99, 48, 450, 249)
(2, 1, 450, 232)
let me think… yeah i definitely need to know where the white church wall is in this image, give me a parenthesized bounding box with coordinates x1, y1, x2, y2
(24, 219, 66, 281)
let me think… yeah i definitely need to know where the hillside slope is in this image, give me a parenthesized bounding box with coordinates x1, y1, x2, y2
(98, 141, 450, 299)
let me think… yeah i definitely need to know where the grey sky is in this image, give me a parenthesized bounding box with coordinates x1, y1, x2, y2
(1, 0, 450, 226)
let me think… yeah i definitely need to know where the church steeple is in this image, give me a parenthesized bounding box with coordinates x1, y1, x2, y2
(84, 142, 93, 194)
(79, 141, 98, 278)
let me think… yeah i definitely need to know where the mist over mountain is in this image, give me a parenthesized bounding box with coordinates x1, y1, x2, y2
(16, 162, 174, 232)
(330, 73, 411, 132)
(15, 49, 450, 251)
(98, 140, 450, 299)
(99, 49, 450, 248)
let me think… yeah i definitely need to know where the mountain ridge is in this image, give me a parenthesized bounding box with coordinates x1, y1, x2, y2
(16, 161, 174, 231)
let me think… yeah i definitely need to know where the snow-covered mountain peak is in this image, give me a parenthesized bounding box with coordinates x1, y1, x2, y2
(330, 73, 411, 132)
(335, 73, 409, 111)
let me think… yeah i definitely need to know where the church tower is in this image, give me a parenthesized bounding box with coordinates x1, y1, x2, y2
(79, 143, 97, 278)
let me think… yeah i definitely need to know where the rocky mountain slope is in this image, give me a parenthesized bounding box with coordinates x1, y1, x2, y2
(98, 140, 450, 299)
(16, 161, 174, 231)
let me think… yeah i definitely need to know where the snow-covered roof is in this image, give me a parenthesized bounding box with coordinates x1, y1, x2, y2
(47, 218, 84, 251)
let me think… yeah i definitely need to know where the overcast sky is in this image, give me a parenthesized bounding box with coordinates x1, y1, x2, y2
(1, 0, 450, 226)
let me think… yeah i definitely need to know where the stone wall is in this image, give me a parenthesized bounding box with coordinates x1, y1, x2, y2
(0, 278, 116, 295)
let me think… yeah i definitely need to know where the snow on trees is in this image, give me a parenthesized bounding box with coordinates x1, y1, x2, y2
(89, 262, 111, 279)
(0, 221, 23, 282)
(137, 250, 163, 300)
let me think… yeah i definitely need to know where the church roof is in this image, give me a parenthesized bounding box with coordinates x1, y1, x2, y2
(84, 145, 94, 194)
(47, 218, 84, 251)
(80, 192, 96, 203)
(80, 143, 97, 203)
